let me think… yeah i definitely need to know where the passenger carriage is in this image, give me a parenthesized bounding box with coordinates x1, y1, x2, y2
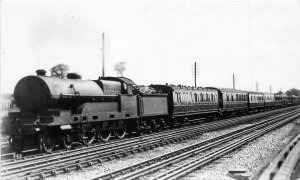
(274, 94, 282, 108)
(218, 89, 248, 116)
(281, 94, 288, 107)
(248, 91, 265, 111)
(263, 92, 276, 109)
(291, 95, 299, 106)
(151, 85, 220, 124)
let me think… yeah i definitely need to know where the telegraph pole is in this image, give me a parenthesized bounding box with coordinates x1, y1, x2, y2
(194, 62, 196, 87)
(192, 62, 199, 87)
(233, 74, 235, 89)
(256, 81, 258, 92)
(102, 33, 105, 77)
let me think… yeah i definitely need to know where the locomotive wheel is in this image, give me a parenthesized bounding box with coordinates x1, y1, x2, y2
(62, 133, 73, 150)
(97, 130, 111, 142)
(8, 136, 13, 145)
(42, 134, 55, 153)
(115, 128, 127, 139)
(145, 121, 152, 134)
(80, 129, 95, 145)
(137, 129, 144, 136)
(136, 123, 146, 136)
(155, 120, 165, 132)
(38, 135, 43, 153)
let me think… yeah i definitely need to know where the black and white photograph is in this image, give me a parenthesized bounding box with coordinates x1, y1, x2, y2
(1, 0, 300, 179)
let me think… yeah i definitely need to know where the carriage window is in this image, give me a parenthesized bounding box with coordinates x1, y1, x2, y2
(173, 93, 177, 104)
(178, 93, 181, 103)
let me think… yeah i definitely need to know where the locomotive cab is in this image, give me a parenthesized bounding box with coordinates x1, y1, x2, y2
(99, 76, 135, 95)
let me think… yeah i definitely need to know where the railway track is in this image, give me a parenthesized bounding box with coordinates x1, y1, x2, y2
(90, 109, 300, 180)
(1, 107, 295, 161)
(0, 107, 297, 180)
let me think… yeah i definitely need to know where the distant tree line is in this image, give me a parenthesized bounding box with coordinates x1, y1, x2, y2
(114, 62, 126, 77)
(285, 88, 300, 96)
(50, 64, 69, 78)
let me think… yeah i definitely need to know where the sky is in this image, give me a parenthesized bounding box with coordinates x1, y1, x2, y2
(1, 0, 300, 94)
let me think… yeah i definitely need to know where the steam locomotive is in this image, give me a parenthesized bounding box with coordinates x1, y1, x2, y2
(5, 70, 300, 153)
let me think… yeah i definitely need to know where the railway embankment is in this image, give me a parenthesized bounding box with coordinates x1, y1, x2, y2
(255, 118, 300, 180)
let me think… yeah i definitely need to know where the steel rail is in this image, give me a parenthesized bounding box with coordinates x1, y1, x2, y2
(2, 107, 282, 168)
(89, 110, 299, 180)
(1, 108, 297, 180)
(1, 106, 295, 161)
(1, 114, 256, 179)
(154, 114, 300, 180)
(2, 114, 247, 170)
(1, 106, 293, 163)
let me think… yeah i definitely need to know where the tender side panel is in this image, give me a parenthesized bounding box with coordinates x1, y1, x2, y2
(139, 95, 168, 116)
(120, 95, 138, 117)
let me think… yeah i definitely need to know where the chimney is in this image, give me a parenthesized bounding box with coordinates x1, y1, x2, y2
(36, 69, 46, 76)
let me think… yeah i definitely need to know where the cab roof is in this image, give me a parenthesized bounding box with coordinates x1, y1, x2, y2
(100, 77, 136, 85)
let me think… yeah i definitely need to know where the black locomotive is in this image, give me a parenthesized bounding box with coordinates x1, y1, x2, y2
(5, 70, 300, 153)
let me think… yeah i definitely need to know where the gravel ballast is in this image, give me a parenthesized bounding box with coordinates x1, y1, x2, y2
(47, 118, 300, 180)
